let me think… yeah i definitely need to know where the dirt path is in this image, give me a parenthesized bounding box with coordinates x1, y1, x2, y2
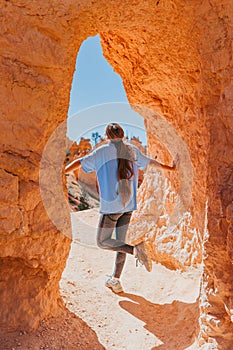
(60, 209, 202, 350)
(0, 208, 202, 350)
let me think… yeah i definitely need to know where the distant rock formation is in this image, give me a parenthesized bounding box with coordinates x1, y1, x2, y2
(66, 137, 92, 163)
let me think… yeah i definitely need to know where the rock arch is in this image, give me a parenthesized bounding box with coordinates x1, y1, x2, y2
(1, 0, 232, 347)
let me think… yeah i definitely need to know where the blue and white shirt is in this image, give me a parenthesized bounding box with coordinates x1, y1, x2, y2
(80, 142, 150, 214)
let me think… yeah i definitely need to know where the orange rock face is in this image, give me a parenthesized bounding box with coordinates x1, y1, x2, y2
(0, 0, 233, 348)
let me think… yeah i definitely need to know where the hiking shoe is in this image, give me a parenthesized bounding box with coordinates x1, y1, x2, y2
(134, 242, 152, 272)
(105, 276, 123, 293)
(136, 258, 143, 268)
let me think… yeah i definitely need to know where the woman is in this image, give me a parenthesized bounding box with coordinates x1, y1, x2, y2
(65, 123, 178, 293)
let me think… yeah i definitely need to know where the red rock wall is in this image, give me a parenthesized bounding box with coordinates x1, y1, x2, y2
(0, 0, 232, 347)
(0, 0, 77, 329)
(194, 2, 233, 348)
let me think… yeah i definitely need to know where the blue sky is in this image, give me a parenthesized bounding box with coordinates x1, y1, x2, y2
(67, 35, 147, 145)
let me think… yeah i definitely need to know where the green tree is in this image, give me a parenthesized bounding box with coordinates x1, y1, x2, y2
(91, 131, 101, 145)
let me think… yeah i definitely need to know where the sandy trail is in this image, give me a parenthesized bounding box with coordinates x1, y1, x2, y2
(60, 208, 202, 350)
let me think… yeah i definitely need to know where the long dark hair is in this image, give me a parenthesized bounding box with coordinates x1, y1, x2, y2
(105, 123, 135, 207)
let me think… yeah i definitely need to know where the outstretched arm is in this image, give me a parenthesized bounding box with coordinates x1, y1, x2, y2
(149, 154, 179, 171)
(65, 158, 82, 173)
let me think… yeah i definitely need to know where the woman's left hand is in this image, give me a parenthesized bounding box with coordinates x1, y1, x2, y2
(172, 154, 180, 169)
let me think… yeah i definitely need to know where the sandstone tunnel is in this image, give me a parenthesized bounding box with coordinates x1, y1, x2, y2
(1, 1, 233, 349)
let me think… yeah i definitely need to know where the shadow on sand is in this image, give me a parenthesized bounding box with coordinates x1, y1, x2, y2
(0, 306, 105, 350)
(118, 292, 199, 350)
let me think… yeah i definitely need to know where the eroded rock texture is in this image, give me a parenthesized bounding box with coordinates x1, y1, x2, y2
(0, 0, 232, 348)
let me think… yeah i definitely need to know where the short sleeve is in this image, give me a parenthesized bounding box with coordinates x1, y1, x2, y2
(80, 151, 97, 173)
(135, 148, 151, 170)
